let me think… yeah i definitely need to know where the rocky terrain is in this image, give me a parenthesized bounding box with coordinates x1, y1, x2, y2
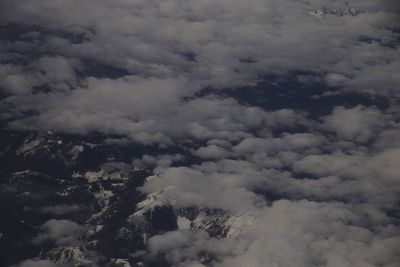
(0, 130, 253, 266)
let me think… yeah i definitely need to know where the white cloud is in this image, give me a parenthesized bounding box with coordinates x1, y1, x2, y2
(141, 166, 264, 211)
(33, 219, 86, 245)
(322, 106, 386, 143)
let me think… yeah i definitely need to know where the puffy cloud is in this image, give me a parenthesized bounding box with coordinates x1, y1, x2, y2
(141, 166, 264, 211)
(0, 56, 79, 95)
(33, 56, 77, 83)
(33, 219, 86, 245)
(213, 200, 400, 267)
(0, 66, 31, 94)
(292, 153, 362, 177)
(138, 130, 400, 265)
(374, 128, 400, 150)
(0, 0, 399, 110)
(321, 106, 386, 142)
(5, 87, 310, 145)
(233, 133, 325, 155)
(147, 201, 400, 267)
(361, 148, 400, 186)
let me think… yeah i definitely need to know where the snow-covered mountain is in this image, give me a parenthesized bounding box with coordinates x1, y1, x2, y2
(0, 130, 251, 266)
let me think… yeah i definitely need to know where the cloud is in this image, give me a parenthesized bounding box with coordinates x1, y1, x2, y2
(0, 56, 79, 95)
(212, 200, 400, 267)
(140, 166, 264, 211)
(192, 145, 229, 160)
(33, 56, 77, 83)
(40, 205, 82, 215)
(33, 219, 86, 245)
(362, 148, 400, 186)
(0, 0, 398, 147)
(0, 66, 31, 95)
(138, 126, 400, 265)
(292, 153, 362, 177)
(147, 200, 400, 267)
(232, 133, 325, 155)
(13, 260, 58, 267)
(0, 0, 399, 266)
(321, 106, 386, 143)
(4, 89, 310, 145)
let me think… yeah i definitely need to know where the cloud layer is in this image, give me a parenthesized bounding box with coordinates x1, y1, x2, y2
(1, 0, 399, 266)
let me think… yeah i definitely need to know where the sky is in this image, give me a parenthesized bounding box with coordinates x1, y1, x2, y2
(1, 0, 400, 266)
